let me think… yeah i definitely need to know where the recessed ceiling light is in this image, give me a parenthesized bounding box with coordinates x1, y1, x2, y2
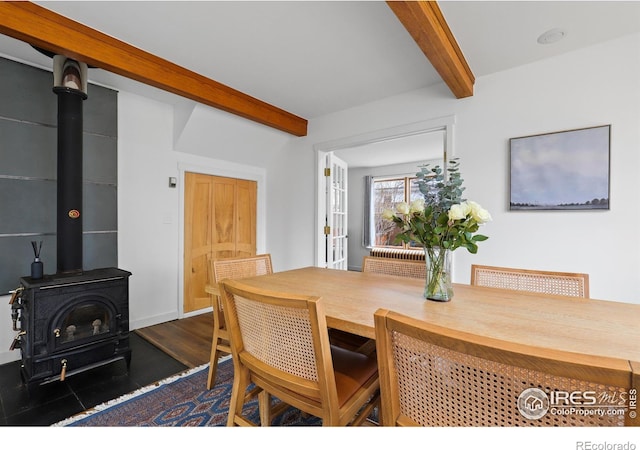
(537, 28, 567, 45)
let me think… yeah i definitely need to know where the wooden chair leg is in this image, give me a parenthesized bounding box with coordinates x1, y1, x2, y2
(206, 348, 221, 389)
(227, 365, 249, 426)
(258, 391, 271, 426)
(206, 313, 222, 389)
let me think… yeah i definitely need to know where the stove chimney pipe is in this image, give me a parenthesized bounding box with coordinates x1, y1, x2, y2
(52, 56, 88, 273)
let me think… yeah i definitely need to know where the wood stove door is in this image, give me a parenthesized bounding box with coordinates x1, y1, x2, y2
(50, 297, 118, 352)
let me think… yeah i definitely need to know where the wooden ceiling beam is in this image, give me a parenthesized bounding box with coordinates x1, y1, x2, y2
(0, 2, 308, 136)
(387, 1, 474, 98)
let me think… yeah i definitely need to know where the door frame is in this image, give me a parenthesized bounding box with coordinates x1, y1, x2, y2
(177, 159, 266, 318)
(313, 116, 456, 268)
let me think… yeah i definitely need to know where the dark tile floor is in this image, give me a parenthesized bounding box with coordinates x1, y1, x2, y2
(0, 333, 187, 426)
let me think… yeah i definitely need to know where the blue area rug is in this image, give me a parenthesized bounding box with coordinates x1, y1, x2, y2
(54, 357, 321, 427)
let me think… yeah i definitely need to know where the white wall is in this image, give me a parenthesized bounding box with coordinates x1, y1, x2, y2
(0, 92, 285, 364)
(264, 135, 319, 271)
(295, 32, 640, 304)
(454, 33, 640, 303)
(2, 32, 638, 364)
(118, 93, 280, 330)
(116, 92, 180, 328)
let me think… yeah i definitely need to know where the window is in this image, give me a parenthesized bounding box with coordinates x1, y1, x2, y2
(370, 175, 423, 248)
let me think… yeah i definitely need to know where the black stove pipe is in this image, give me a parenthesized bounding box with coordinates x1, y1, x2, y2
(54, 86, 87, 273)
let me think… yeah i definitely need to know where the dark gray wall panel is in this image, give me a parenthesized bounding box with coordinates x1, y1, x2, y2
(84, 85, 118, 137)
(84, 134, 117, 184)
(83, 183, 117, 231)
(0, 58, 57, 126)
(0, 179, 56, 234)
(0, 120, 57, 179)
(0, 235, 56, 289)
(83, 233, 118, 270)
(0, 57, 118, 293)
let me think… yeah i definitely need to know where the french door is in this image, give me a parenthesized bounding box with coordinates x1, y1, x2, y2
(325, 153, 348, 270)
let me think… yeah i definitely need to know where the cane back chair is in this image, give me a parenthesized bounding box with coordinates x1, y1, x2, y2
(341, 255, 426, 356)
(220, 279, 380, 426)
(470, 264, 589, 298)
(374, 308, 637, 427)
(206, 254, 273, 389)
(362, 256, 426, 279)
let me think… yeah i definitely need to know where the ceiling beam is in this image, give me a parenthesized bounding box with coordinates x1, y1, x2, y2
(0, 2, 308, 136)
(387, 1, 474, 98)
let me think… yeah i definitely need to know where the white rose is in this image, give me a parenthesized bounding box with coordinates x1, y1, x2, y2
(396, 202, 410, 215)
(475, 208, 492, 223)
(409, 198, 425, 213)
(448, 203, 467, 221)
(468, 201, 492, 223)
(382, 209, 395, 220)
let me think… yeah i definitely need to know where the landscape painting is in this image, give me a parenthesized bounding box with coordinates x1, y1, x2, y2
(509, 125, 610, 210)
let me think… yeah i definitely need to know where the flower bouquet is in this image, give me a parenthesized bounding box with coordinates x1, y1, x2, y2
(383, 159, 491, 301)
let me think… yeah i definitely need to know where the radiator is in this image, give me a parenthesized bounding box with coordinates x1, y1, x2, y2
(369, 248, 425, 261)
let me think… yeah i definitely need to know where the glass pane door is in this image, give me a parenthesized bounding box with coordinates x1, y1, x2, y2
(326, 153, 348, 270)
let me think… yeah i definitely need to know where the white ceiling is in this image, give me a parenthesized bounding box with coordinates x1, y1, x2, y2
(1, 1, 639, 167)
(334, 128, 446, 168)
(440, 1, 640, 78)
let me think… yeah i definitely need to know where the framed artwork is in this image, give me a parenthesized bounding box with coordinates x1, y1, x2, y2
(509, 125, 610, 210)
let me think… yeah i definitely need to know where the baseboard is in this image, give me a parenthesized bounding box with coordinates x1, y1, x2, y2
(129, 311, 178, 331)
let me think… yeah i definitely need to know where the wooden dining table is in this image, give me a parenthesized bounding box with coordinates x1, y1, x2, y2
(226, 266, 640, 365)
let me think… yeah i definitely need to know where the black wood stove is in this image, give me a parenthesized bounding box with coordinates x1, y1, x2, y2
(11, 268, 131, 390)
(8, 53, 131, 391)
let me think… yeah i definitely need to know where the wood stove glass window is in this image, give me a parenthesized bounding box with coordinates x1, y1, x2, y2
(60, 303, 110, 343)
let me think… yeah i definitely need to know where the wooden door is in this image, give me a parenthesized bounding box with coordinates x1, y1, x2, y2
(211, 176, 237, 260)
(235, 179, 257, 257)
(184, 173, 257, 313)
(184, 173, 213, 313)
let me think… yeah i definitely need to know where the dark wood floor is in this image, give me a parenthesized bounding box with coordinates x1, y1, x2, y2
(133, 313, 371, 368)
(135, 313, 213, 368)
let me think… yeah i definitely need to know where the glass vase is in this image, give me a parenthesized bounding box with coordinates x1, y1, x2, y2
(423, 246, 453, 302)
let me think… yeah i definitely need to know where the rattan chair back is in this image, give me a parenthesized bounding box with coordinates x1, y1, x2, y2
(212, 254, 273, 283)
(206, 254, 273, 389)
(221, 279, 380, 426)
(470, 264, 589, 298)
(374, 308, 636, 427)
(362, 256, 426, 279)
